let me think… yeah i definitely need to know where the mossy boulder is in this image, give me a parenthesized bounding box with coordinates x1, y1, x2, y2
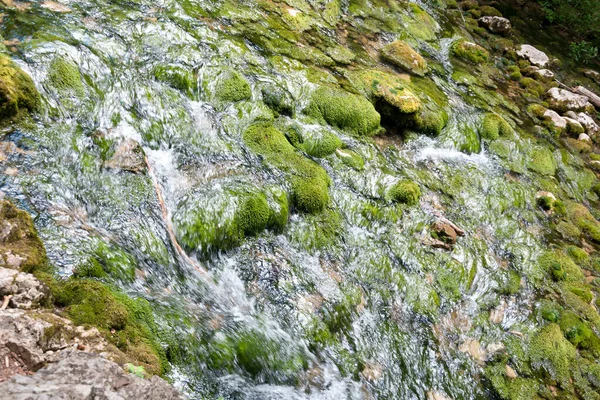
(299, 126, 342, 158)
(0, 200, 48, 273)
(261, 84, 294, 116)
(336, 149, 365, 170)
(381, 40, 428, 76)
(566, 202, 600, 243)
(304, 86, 381, 136)
(479, 6, 502, 17)
(173, 179, 287, 253)
(527, 146, 556, 176)
(479, 113, 513, 140)
(385, 180, 421, 206)
(349, 69, 421, 115)
(0, 55, 40, 120)
(452, 40, 489, 64)
(48, 57, 84, 95)
(204, 68, 252, 104)
(243, 122, 330, 213)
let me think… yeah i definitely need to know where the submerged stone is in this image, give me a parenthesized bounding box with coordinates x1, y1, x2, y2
(48, 56, 84, 95)
(381, 40, 428, 76)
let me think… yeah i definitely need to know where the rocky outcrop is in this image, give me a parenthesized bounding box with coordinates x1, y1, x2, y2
(477, 16, 511, 36)
(516, 45, 549, 67)
(543, 109, 566, 130)
(0, 268, 48, 309)
(0, 351, 181, 399)
(546, 88, 592, 113)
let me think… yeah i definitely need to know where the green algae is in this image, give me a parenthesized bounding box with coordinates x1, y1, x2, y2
(529, 323, 578, 385)
(48, 57, 84, 95)
(452, 40, 489, 64)
(153, 65, 195, 97)
(385, 180, 421, 206)
(527, 146, 556, 176)
(381, 40, 428, 76)
(480, 113, 513, 140)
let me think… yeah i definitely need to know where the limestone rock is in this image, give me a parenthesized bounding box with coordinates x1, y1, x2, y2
(105, 139, 146, 174)
(516, 45, 549, 67)
(0, 268, 48, 309)
(532, 68, 554, 82)
(477, 16, 511, 36)
(427, 391, 452, 400)
(0, 350, 182, 399)
(459, 338, 486, 364)
(563, 117, 585, 135)
(505, 365, 517, 379)
(430, 218, 464, 250)
(546, 88, 592, 113)
(576, 112, 599, 135)
(579, 133, 591, 142)
(543, 109, 566, 130)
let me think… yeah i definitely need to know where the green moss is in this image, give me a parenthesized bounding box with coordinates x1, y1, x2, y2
(48, 57, 84, 95)
(349, 69, 421, 115)
(527, 146, 556, 176)
(566, 203, 600, 243)
(214, 70, 252, 103)
(267, 186, 289, 232)
(336, 149, 365, 170)
(304, 86, 381, 136)
(480, 113, 513, 140)
(485, 363, 539, 400)
(153, 65, 195, 96)
(381, 40, 428, 76)
(479, 6, 502, 16)
(385, 180, 421, 206)
(452, 40, 489, 64)
(566, 246, 589, 266)
(243, 122, 330, 213)
(538, 250, 584, 283)
(300, 128, 342, 158)
(519, 77, 544, 97)
(236, 192, 270, 236)
(527, 104, 547, 118)
(529, 323, 577, 384)
(0, 55, 40, 120)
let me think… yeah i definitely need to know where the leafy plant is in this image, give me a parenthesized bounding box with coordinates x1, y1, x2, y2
(569, 41, 599, 65)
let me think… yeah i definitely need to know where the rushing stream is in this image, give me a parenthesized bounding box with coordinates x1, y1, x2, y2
(1, 0, 595, 398)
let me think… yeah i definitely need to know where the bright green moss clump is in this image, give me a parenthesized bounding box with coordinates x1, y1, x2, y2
(300, 128, 342, 158)
(243, 122, 331, 213)
(385, 180, 421, 205)
(527, 146, 556, 176)
(452, 40, 489, 64)
(304, 86, 381, 136)
(529, 323, 577, 384)
(381, 40, 428, 76)
(214, 70, 252, 103)
(479, 113, 513, 140)
(48, 57, 84, 95)
(0, 55, 40, 120)
(566, 203, 600, 243)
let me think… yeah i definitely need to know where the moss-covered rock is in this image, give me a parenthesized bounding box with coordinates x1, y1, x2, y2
(480, 113, 513, 140)
(385, 180, 421, 206)
(336, 149, 365, 170)
(529, 323, 577, 385)
(243, 122, 330, 213)
(566, 202, 600, 243)
(153, 65, 195, 96)
(210, 69, 252, 103)
(48, 57, 84, 95)
(381, 40, 428, 76)
(299, 126, 342, 158)
(173, 179, 286, 253)
(479, 6, 502, 17)
(261, 84, 294, 116)
(452, 40, 489, 64)
(0, 55, 40, 120)
(527, 146, 556, 176)
(0, 200, 48, 273)
(304, 86, 381, 136)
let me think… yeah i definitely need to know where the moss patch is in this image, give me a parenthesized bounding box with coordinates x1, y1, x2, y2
(452, 40, 489, 64)
(480, 113, 513, 140)
(381, 40, 428, 76)
(48, 57, 84, 95)
(0, 55, 40, 120)
(385, 180, 421, 206)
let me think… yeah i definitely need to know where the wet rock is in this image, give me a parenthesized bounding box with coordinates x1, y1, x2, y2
(0, 55, 40, 121)
(542, 109, 566, 130)
(430, 218, 464, 249)
(486, 342, 505, 358)
(0, 350, 181, 399)
(505, 365, 517, 379)
(361, 362, 383, 382)
(516, 45, 549, 67)
(381, 40, 428, 76)
(477, 16, 511, 36)
(459, 338, 486, 364)
(105, 139, 146, 174)
(546, 88, 592, 113)
(0, 268, 48, 309)
(489, 300, 506, 324)
(427, 391, 452, 400)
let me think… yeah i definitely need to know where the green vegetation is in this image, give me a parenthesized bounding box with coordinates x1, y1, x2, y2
(479, 113, 513, 140)
(452, 40, 489, 64)
(527, 146, 556, 176)
(0, 55, 40, 120)
(214, 70, 252, 103)
(385, 180, 421, 205)
(48, 57, 84, 95)
(153, 65, 195, 96)
(243, 122, 330, 213)
(529, 323, 578, 384)
(304, 86, 381, 136)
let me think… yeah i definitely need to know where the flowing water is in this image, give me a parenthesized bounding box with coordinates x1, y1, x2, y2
(0, 0, 569, 398)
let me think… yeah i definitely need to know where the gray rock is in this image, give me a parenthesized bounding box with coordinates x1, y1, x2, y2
(532, 68, 554, 82)
(576, 112, 599, 135)
(0, 309, 53, 371)
(0, 267, 48, 309)
(546, 87, 592, 113)
(563, 117, 585, 135)
(516, 45, 549, 67)
(105, 139, 146, 174)
(0, 350, 182, 399)
(477, 16, 511, 36)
